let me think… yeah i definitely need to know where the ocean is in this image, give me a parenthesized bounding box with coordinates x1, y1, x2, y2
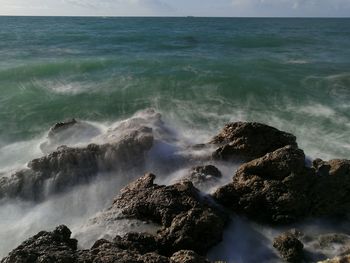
(0, 17, 349, 261)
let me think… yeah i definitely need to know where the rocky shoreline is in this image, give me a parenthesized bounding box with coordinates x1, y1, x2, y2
(1, 116, 349, 263)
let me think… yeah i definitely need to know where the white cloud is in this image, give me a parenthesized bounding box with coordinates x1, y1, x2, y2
(0, 0, 349, 16)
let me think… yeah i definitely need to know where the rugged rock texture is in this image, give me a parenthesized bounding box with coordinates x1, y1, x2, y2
(1, 225, 78, 263)
(213, 146, 315, 224)
(210, 122, 297, 161)
(170, 250, 209, 263)
(0, 127, 154, 201)
(319, 255, 350, 263)
(48, 119, 78, 138)
(273, 231, 304, 263)
(112, 173, 228, 255)
(41, 119, 101, 154)
(214, 143, 350, 224)
(180, 165, 222, 192)
(1, 226, 211, 263)
(310, 159, 350, 217)
(81, 239, 170, 263)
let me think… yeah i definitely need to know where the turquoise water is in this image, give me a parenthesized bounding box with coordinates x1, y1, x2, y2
(0, 17, 349, 159)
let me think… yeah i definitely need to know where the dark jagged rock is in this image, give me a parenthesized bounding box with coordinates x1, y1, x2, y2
(317, 233, 350, 251)
(1, 225, 78, 263)
(213, 146, 315, 224)
(210, 122, 297, 161)
(273, 231, 304, 263)
(48, 119, 78, 138)
(113, 232, 160, 255)
(180, 165, 222, 191)
(319, 255, 350, 263)
(158, 207, 225, 255)
(0, 127, 154, 201)
(170, 250, 210, 263)
(1, 225, 213, 263)
(41, 119, 101, 154)
(213, 141, 350, 224)
(310, 159, 350, 217)
(82, 239, 170, 263)
(111, 173, 228, 255)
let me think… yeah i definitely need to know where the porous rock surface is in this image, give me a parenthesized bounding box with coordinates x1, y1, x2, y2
(180, 165, 222, 192)
(111, 173, 228, 255)
(0, 127, 153, 201)
(273, 230, 305, 262)
(213, 145, 350, 224)
(210, 122, 297, 161)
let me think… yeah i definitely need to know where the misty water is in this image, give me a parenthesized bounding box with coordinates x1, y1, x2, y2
(0, 17, 350, 262)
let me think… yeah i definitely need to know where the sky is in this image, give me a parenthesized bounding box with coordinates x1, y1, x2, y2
(0, 0, 350, 17)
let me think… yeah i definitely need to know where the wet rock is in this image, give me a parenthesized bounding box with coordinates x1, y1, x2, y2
(180, 165, 222, 191)
(111, 173, 228, 254)
(170, 250, 209, 263)
(317, 233, 350, 250)
(0, 127, 154, 201)
(210, 122, 297, 161)
(273, 231, 304, 263)
(213, 146, 315, 224)
(48, 119, 78, 138)
(83, 239, 170, 263)
(1, 225, 78, 263)
(41, 119, 101, 154)
(113, 232, 160, 255)
(318, 255, 350, 263)
(310, 159, 350, 217)
(1, 225, 212, 263)
(158, 207, 225, 255)
(1, 226, 171, 263)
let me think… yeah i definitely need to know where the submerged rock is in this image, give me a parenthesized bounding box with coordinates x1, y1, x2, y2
(180, 165, 222, 192)
(210, 122, 297, 161)
(48, 118, 78, 138)
(0, 127, 154, 201)
(170, 250, 209, 263)
(111, 173, 228, 255)
(319, 255, 350, 263)
(41, 119, 101, 154)
(273, 231, 304, 263)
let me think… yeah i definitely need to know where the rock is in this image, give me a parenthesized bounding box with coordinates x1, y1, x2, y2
(41, 119, 101, 154)
(170, 250, 209, 263)
(158, 207, 225, 255)
(111, 173, 228, 255)
(84, 239, 170, 263)
(1, 225, 78, 263)
(210, 122, 297, 161)
(48, 119, 78, 138)
(0, 127, 154, 201)
(213, 146, 315, 224)
(1, 225, 213, 263)
(301, 232, 350, 261)
(113, 232, 160, 255)
(318, 255, 350, 263)
(180, 165, 222, 192)
(317, 233, 350, 250)
(273, 231, 304, 263)
(1, 226, 171, 263)
(213, 140, 350, 224)
(310, 159, 350, 217)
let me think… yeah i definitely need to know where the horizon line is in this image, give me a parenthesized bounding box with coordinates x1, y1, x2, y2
(0, 15, 349, 19)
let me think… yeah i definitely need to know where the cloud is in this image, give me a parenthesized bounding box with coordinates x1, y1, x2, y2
(0, 0, 349, 16)
(229, 0, 350, 16)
